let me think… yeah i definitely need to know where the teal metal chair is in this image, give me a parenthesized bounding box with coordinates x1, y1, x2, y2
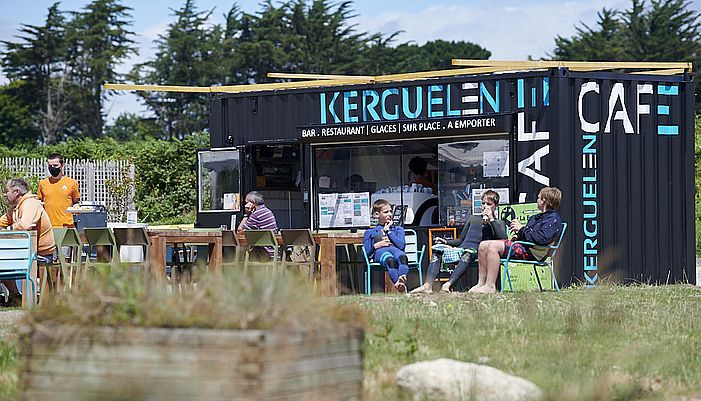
(501, 222, 567, 292)
(83, 228, 120, 274)
(243, 230, 280, 271)
(0, 231, 37, 308)
(361, 228, 424, 294)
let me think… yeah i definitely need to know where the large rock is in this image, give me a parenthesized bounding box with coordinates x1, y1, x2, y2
(396, 358, 542, 401)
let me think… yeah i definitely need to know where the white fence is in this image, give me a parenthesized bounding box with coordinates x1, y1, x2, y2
(2, 157, 135, 222)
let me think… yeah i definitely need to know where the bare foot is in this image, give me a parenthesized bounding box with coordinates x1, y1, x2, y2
(468, 284, 483, 293)
(440, 282, 452, 293)
(472, 284, 497, 294)
(410, 283, 432, 294)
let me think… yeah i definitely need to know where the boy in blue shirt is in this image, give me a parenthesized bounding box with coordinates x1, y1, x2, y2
(469, 187, 563, 294)
(363, 199, 410, 292)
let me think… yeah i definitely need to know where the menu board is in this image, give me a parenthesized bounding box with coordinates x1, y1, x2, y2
(500, 202, 540, 224)
(318, 192, 371, 228)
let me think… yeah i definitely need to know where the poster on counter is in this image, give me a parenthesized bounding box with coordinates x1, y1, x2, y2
(223, 193, 240, 211)
(318, 192, 370, 228)
(483, 151, 509, 177)
(472, 188, 510, 215)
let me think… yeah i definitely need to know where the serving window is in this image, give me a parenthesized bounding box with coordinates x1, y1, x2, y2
(311, 135, 511, 230)
(314, 144, 403, 228)
(198, 148, 242, 212)
(438, 138, 510, 226)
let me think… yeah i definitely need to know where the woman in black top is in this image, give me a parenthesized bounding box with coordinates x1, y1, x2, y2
(411, 190, 507, 293)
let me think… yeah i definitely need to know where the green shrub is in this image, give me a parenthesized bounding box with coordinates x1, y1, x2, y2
(0, 132, 209, 223)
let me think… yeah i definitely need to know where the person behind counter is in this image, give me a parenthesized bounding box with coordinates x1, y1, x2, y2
(363, 199, 411, 292)
(408, 156, 436, 193)
(38, 153, 80, 228)
(411, 190, 507, 294)
(1, 178, 56, 306)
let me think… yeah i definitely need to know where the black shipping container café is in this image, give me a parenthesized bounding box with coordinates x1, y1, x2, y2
(197, 62, 696, 288)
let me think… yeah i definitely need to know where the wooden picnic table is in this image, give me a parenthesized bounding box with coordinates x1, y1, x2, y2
(147, 229, 223, 280)
(236, 230, 365, 296)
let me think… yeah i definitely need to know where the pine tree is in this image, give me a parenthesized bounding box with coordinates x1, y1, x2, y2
(68, 0, 136, 138)
(551, 9, 625, 61)
(130, 0, 220, 139)
(550, 0, 701, 107)
(1, 3, 70, 144)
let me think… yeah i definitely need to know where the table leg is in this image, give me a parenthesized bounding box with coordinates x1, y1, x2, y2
(148, 235, 166, 281)
(320, 238, 338, 296)
(210, 238, 223, 274)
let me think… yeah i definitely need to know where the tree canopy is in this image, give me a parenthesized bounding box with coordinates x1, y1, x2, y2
(6, 0, 701, 142)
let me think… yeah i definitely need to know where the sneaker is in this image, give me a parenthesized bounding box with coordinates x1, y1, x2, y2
(395, 274, 408, 293)
(395, 282, 407, 293)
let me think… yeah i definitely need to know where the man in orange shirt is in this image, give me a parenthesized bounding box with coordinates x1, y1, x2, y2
(1, 178, 56, 306)
(38, 153, 80, 227)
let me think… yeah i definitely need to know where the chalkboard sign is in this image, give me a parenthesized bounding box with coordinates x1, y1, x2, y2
(428, 227, 457, 260)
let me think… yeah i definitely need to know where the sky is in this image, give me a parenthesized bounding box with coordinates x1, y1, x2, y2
(2, 0, 701, 122)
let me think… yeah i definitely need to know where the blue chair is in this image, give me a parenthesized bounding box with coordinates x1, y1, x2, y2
(501, 222, 567, 292)
(0, 231, 37, 307)
(361, 228, 424, 294)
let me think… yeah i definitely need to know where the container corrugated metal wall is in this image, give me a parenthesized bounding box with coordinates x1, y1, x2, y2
(550, 71, 694, 285)
(207, 68, 695, 286)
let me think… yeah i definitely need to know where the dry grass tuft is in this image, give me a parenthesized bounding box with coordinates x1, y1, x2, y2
(27, 267, 365, 334)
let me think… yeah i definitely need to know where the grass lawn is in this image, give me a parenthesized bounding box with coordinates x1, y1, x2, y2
(352, 285, 701, 401)
(2, 285, 701, 401)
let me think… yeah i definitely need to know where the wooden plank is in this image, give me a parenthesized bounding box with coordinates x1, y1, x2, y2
(104, 83, 213, 93)
(267, 72, 374, 80)
(374, 66, 507, 82)
(451, 59, 692, 72)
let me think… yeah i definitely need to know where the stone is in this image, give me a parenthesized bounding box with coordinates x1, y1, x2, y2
(396, 358, 543, 401)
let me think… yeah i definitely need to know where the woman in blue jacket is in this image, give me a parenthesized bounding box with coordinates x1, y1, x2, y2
(469, 187, 563, 294)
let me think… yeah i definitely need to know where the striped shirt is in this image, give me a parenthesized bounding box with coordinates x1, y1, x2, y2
(243, 205, 278, 231)
(242, 205, 278, 256)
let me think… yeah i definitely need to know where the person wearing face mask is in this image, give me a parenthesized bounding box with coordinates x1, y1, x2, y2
(37, 153, 80, 228)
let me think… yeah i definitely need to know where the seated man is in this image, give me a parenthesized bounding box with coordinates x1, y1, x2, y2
(1, 178, 56, 306)
(469, 187, 563, 294)
(237, 191, 278, 260)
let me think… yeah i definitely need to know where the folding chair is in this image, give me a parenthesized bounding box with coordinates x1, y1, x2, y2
(361, 228, 425, 294)
(83, 228, 120, 274)
(52, 228, 83, 290)
(280, 229, 317, 279)
(243, 230, 280, 271)
(112, 227, 150, 271)
(0, 231, 37, 308)
(221, 230, 240, 265)
(501, 222, 567, 292)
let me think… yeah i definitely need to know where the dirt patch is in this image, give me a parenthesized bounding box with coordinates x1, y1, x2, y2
(0, 310, 24, 339)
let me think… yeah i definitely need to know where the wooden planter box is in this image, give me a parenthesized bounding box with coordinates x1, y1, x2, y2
(20, 325, 364, 401)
